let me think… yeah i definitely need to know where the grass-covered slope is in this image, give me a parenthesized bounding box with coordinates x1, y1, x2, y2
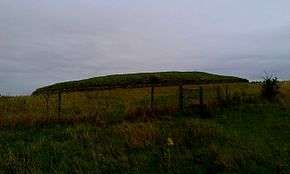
(33, 71, 248, 95)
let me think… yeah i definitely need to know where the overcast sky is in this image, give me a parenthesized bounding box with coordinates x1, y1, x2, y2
(0, 0, 290, 95)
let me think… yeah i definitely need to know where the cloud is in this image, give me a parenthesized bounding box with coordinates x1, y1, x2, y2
(0, 0, 290, 95)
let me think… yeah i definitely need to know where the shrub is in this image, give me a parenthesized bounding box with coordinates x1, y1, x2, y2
(261, 74, 279, 100)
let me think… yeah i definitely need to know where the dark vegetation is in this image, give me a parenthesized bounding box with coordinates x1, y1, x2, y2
(0, 72, 289, 173)
(32, 71, 248, 95)
(261, 74, 280, 100)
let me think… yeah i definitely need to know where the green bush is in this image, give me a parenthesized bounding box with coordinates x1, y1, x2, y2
(261, 75, 279, 100)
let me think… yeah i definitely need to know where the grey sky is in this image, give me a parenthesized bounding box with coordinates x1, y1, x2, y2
(0, 0, 290, 95)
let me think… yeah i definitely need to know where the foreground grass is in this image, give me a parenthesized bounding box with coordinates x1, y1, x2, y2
(0, 82, 289, 173)
(0, 103, 289, 174)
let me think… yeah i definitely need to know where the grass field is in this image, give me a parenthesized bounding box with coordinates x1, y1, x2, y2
(0, 75, 289, 173)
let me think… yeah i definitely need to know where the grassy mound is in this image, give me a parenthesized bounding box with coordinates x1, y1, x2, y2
(32, 71, 248, 95)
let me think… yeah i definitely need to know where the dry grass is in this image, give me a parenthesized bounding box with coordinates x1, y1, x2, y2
(0, 82, 288, 128)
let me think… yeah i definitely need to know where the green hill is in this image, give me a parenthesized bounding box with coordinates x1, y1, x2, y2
(32, 71, 248, 95)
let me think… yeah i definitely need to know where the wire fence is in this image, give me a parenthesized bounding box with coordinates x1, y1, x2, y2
(0, 83, 259, 125)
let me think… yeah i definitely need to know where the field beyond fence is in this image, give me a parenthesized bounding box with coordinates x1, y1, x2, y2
(0, 83, 261, 127)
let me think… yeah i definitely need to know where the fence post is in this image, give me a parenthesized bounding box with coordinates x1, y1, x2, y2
(179, 84, 184, 112)
(57, 91, 62, 117)
(148, 75, 160, 113)
(45, 93, 50, 114)
(150, 85, 155, 112)
(199, 86, 204, 115)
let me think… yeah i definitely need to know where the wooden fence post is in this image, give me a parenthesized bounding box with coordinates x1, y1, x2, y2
(225, 85, 230, 101)
(199, 86, 204, 115)
(150, 85, 155, 112)
(216, 86, 222, 101)
(44, 93, 50, 114)
(179, 84, 184, 112)
(57, 91, 62, 117)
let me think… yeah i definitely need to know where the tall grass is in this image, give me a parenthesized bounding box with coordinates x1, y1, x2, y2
(0, 82, 289, 173)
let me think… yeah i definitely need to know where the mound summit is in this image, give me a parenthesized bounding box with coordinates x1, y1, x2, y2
(33, 71, 248, 95)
